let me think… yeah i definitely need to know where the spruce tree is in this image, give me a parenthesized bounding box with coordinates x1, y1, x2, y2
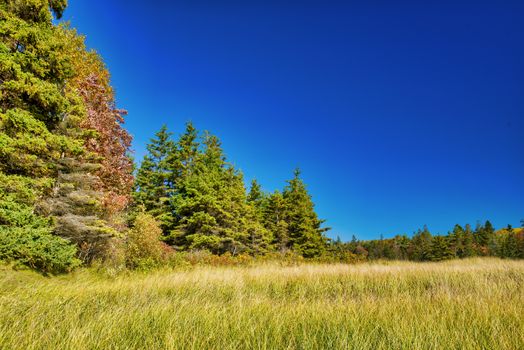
(38, 156, 118, 263)
(475, 220, 496, 255)
(0, 0, 83, 272)
(264, 191, 290, 252)
(133, 125, 176, 232)
(171, 130, 270, 254)
(429, 235, 454, 261)
(170, 121, 199, 183)
(409, 226, 432, 261)
(449, 224, 464, 257)
(282, 169, 328, 257)
(462, 224, 475, 258)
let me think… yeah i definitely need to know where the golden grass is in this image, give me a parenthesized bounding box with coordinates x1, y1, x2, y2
(1, 258, 523, 349)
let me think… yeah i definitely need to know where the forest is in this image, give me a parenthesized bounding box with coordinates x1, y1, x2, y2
(0, 0, 523, 275)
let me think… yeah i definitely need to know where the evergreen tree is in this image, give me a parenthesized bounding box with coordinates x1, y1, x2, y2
(0, 0, 84, 271)
(247, 179, 265, 207)
(171, 131, 270, 254)
(38, 156, 118, 263)
(171, 121, 200, 183)
(282, 169, 328, 257)
(133, 125, 176, 232)
(264, 190, 290, 252)
(429, 235, 454, 261)
(409, 226, 432, 261)
(449, 224, 464, 258)
(462, 224, 475, 258)
(393, 234, 410, 260)
(474, 220, 495, 255)
(499, 225, 519, 258)
(348, 234, 359, 253)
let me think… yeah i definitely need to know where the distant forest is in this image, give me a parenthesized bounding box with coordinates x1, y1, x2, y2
(1, 0, 523, 274)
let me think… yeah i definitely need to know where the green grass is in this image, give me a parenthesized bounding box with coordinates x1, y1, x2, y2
(1, 258, 523, 349)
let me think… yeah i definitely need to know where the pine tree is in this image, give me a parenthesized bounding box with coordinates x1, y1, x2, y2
(393, 234, 410, 260)
(264, 191, 290, 252)
(429, 235, 454, 261)
(247, 179, 265, 207)
(0, 0, 84, 271)
(171, 130, 269, 254)
(282, 169, 328, 257)
(449, 224, 464, 258)
(462, 224, 475, 258)
(499, 225, 519, 258)
(409, 226, 432, 261)
(170, 121, 199, 183)
(484, 220, 497, 255)
(133, 125, 176, 232)
(348, 234, 359, 253)
(38, 156, 118, 263)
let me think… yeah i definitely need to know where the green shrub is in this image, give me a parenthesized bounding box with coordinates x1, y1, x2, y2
(0, 226, 79, 274)
(0, 194, 80, 274)
(125, 212, 166, 269)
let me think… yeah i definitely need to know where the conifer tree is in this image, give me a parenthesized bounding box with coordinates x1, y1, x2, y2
(462, 224, 475, 258)
(281, 169, 328, 257)
(474, 220, 495, 255)
(170, 121, 199, 184)
(449, 224, 464, 257)
(264, 191, 290, 252)
(247, 179, 266, 220)
(38, 156, 118, 263)
(171, 130, 270, 254)
(0, 0, 82, 271)
(429, 235, 454, 261)
(499, 225, 519, 258)
(409, 226, 432, 261)
(133, 125, 176, 231)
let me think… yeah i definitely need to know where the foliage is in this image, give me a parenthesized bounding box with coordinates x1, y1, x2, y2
(0, 176, 79, 274)
(134, 124, 329, 257)
(0, 0, 132, 273)
(60, 27, 133, 215)
(133, 125, 177, 231)
(340, 222, 523, 262)
(125, 211, 167, 269)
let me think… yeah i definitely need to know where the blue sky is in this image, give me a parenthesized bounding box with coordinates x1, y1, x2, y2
(62, 0, 524, 240)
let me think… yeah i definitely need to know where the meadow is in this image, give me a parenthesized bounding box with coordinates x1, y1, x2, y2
(1, 258, 523, 350)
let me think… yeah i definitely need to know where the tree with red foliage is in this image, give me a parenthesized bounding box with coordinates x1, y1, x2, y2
(61, 29, 134, 217)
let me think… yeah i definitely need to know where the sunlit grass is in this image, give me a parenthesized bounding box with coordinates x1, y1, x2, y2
(1, 258, 523, 349)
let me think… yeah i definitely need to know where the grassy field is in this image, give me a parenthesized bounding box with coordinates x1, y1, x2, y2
(1, 258, 523, 349)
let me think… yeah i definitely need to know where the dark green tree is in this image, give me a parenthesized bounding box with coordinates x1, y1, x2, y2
(264, 190, 290, 252)
(462, 224, 475, 258)
(409, 226, 432, 261)
(281, 169, 328, 257)
(170, 121, 199, 185)
(429, 235, 454, 261)
(133, 125, 176, 232)
(171, 131, 270, 254)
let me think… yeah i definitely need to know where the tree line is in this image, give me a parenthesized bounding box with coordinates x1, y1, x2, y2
(328, 222, 524, 262)
(0, 1, 522, 274)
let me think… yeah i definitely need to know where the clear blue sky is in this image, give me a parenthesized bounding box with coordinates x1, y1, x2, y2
(62, 0, 524, 240)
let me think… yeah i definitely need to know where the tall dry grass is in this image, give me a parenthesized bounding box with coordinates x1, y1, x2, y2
(1, 258, 523, 349)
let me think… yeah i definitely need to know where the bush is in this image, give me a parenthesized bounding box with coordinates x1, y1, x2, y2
(0, 226, 80, 274)
(125, 212, 166, 269)
(0, 195, 80, 274)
